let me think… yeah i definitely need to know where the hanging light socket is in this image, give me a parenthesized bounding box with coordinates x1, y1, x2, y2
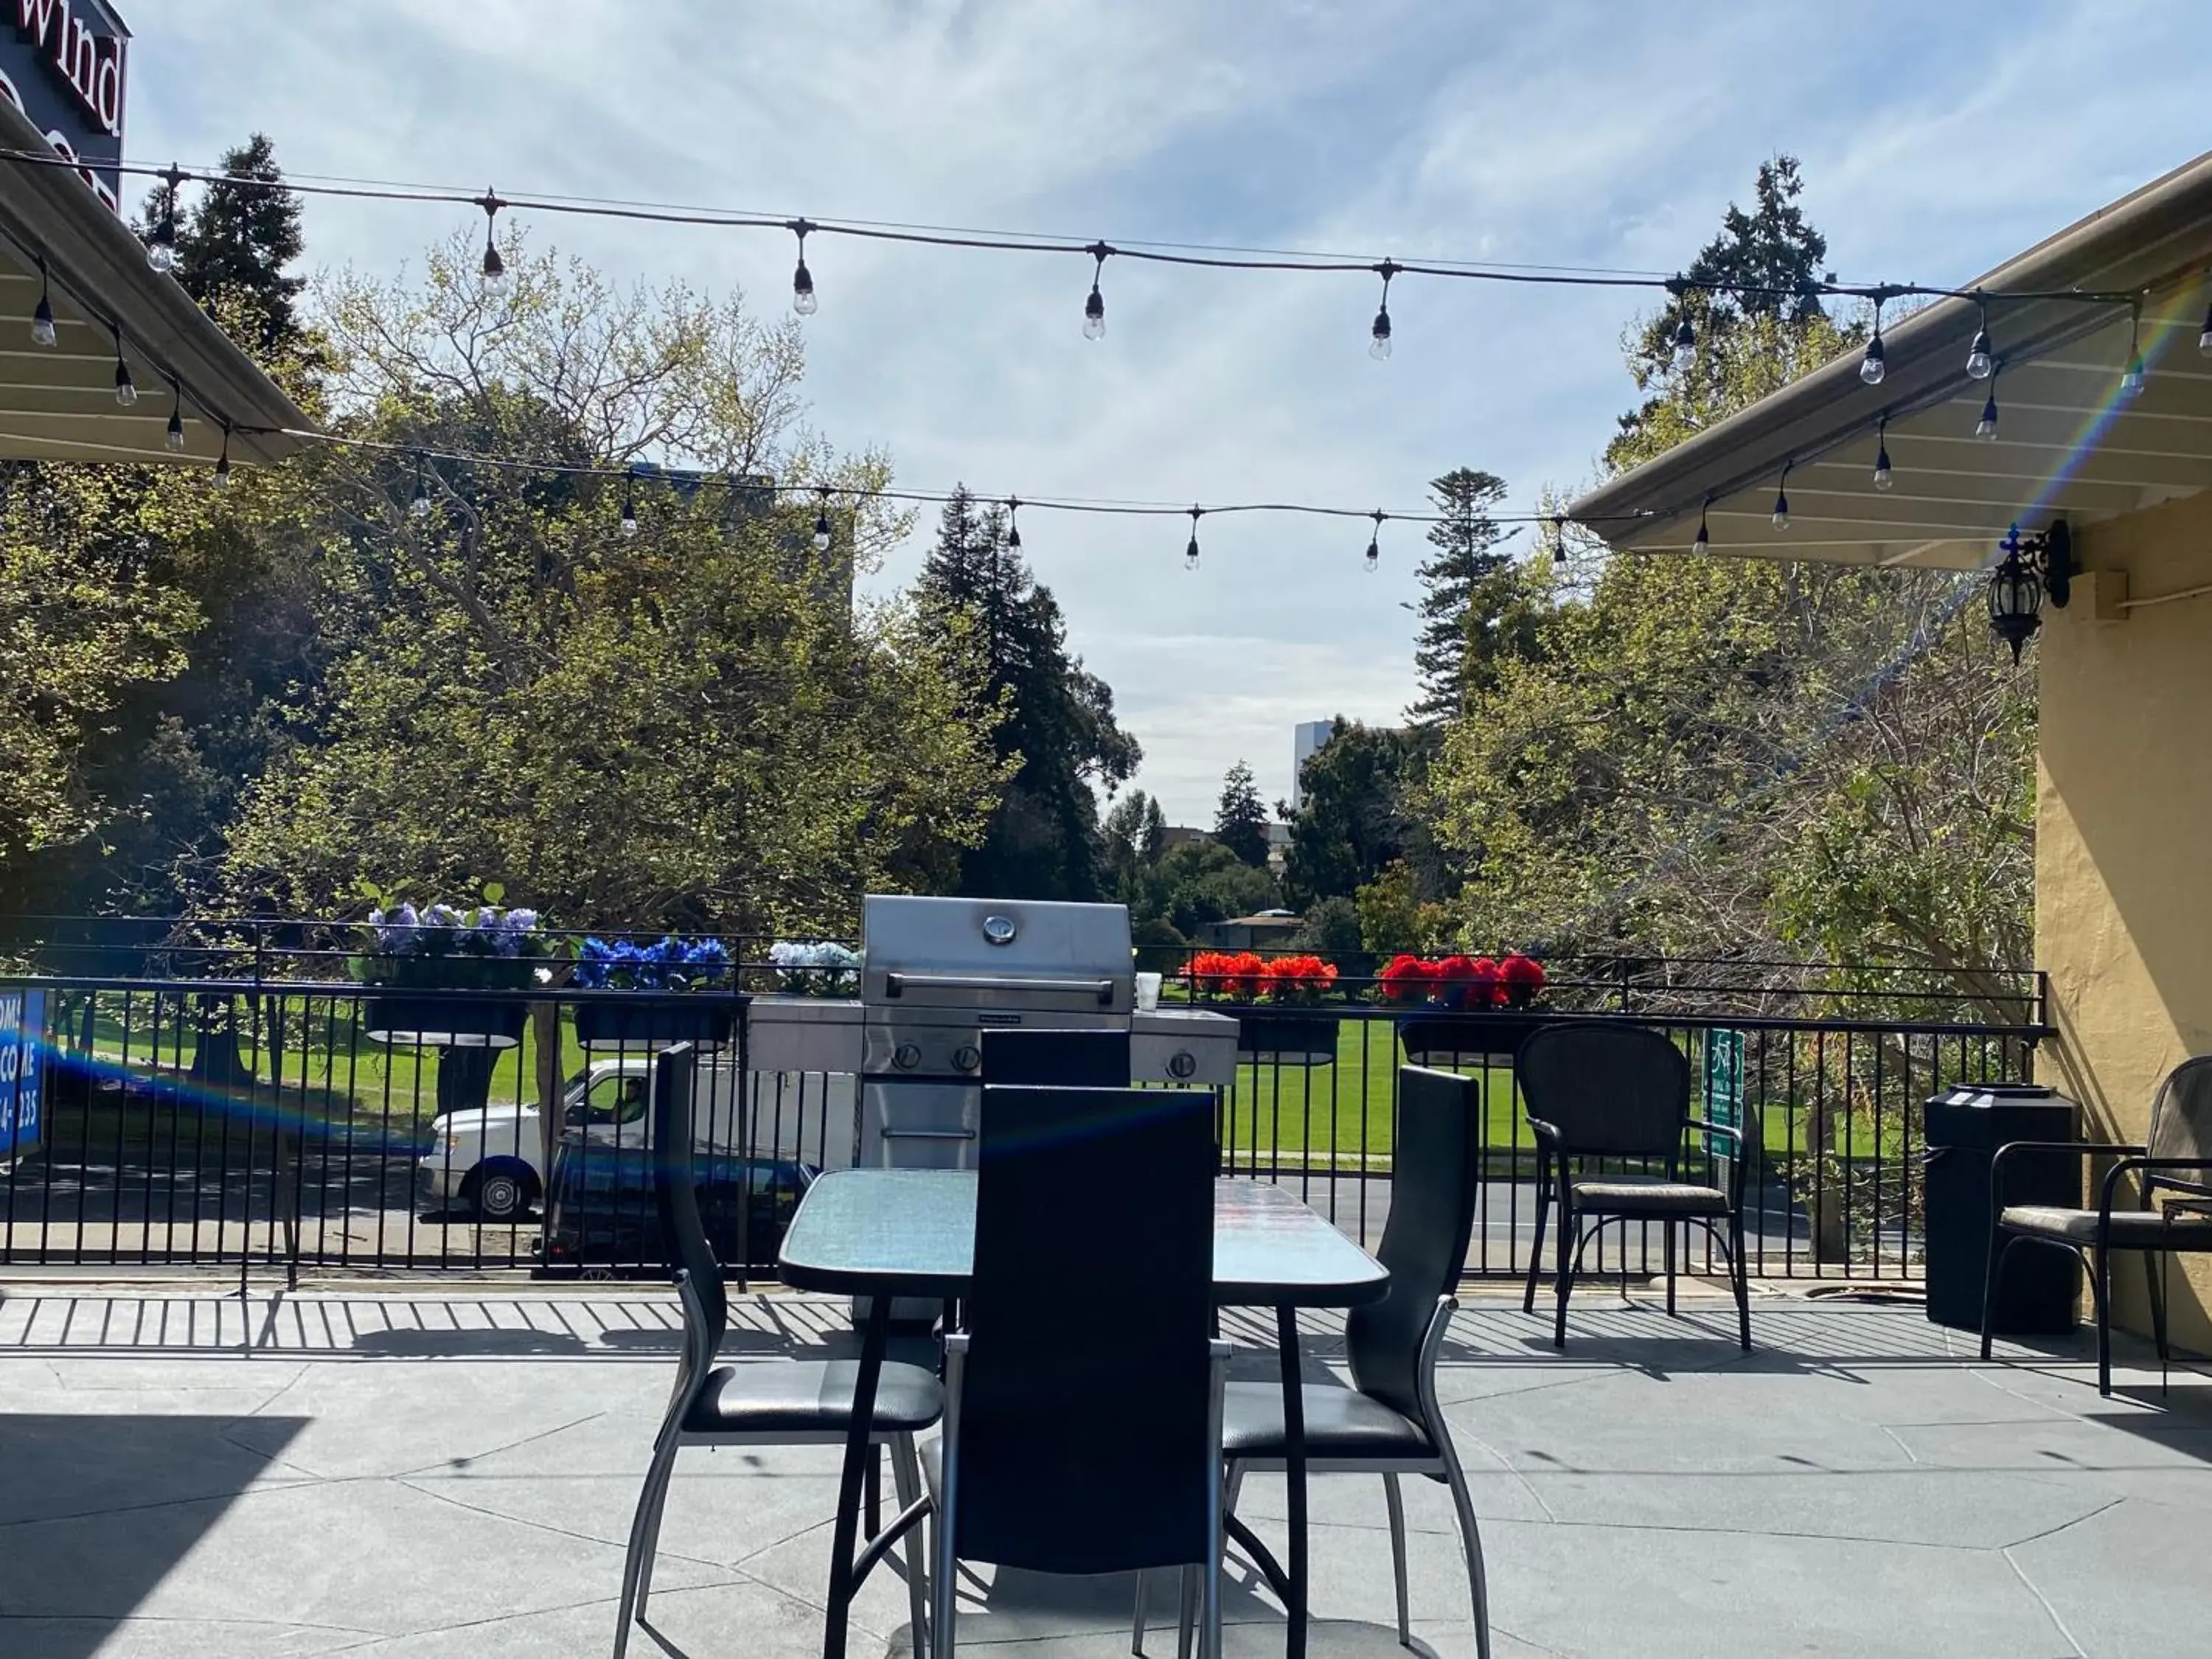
(1692, 498, 1711, 553)
(619, 471, 639, 538)
(1364, 509, 1383, 571)
(1184, 505, 1201, 570)
(29, 257, 55, 347)
(1873, 414, 1893, 490)
(478, 191, 507, 295)
(1082, 242, 1111, 341)
(165, 378, 185, 451)
(813, 490, 833, 553)
(213, 424, 232, 489)
(409, 451, 433, 518)
(789, 218, 817, 316)
(111, 327, 135, 406)
(1860, 297, 1886, 385)
(1966, 296, 1995, 379)
(147, 165, 184, 274)
(1368, 260, 1397, 361)
(2121, 303, 2147, 396)
(1771, 465, 1791, 530)
(1004, 497, 1022, 557)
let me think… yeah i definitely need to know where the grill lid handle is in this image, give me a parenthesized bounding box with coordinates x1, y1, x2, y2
(883, 971, 1116, 1006)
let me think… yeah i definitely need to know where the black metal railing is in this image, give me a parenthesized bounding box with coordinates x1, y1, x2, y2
(0, 972, 2042, 1286)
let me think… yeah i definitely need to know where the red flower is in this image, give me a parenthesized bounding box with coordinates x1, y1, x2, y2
(1498, 953, 1546, 1006)
(1263, 954, 1339, 1001)
(1378, 953, 1434, 1004)
(1192, 950, 1269, 998)
(1467, 956, 1503, 1007)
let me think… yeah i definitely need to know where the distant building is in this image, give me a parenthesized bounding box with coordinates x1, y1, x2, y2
(1198, 911, 1303, 951)
(1161, 825, 1211, 852)
(1290, 720, 1336, 808)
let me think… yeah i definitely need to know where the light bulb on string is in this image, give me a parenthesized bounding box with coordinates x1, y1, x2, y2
(29, 258, 55, 347)
(1365, 510, 1383, 571)
(1670, 297, 1696, 375)
(111, 327, 135, 406)
(1873, 414, 1893, 490)
(619, 473, 639, 538)
(1551, 515, 1568, 565)
(1966, 299, 1995, 380)
(165, 378, 185, 451)
(1368, 260, 1397, 361)
(213, 425, 232, 490)
(1860, 298, 1886, 385)
(1771, 465, 1791, 531)
(409, 452, 432, 518)
(1977, 369, 2000, 439)
(1184, 506, 1201, 571)
(146, 167, 182, 274)
(788, 218, 817, 316)
(1082, 242, 1110, 341)
(2199, 292, 2212, 356)
(813, 490, 833, 554)
(1692, 499, 1711, 554)
(1004, 497, 1021, 557)
(2121, 304, 2146, 397)
(477, 192, 507, 296)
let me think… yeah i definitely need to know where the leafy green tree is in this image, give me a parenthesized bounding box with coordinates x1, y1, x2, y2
(1212, 760, 1270, 867)
(218, 233, 1006, 933)
(917, 487, 1139, 901)
(1150, 841, 1278, 938)
(1101, 787, 1167, 902)
(1281, 720, 1408, 908)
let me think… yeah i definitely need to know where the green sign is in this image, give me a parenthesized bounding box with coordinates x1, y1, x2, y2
(1704, 1029, 1745, 1154)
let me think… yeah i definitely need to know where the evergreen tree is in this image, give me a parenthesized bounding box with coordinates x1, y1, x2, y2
(1212, 760, 1270, 868)
(1408, 467, 1516, 724)
(917, 487, 1141, 900)
(145, 134, 309, 358)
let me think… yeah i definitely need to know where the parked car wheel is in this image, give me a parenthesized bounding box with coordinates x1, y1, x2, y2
(467, 1162, 540, 1222)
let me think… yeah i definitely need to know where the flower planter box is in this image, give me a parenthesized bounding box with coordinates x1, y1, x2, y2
(1396, 1012, 1545, 1066)
(573, 999, 739, 1052)
(363, 995, 526, 1050)
(1237, 1009, 1339, 1067)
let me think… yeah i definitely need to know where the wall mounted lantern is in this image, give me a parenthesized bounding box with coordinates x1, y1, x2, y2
(1986, 520, 2073, 663)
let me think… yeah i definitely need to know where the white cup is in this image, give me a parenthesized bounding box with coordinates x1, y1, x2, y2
(1134, 971, 1163, 1012)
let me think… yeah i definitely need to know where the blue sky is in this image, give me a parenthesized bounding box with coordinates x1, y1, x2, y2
(125, 0, 2211, 821)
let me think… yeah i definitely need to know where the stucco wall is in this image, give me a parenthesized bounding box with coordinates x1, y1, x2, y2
(2037, 488, 2212, 1346)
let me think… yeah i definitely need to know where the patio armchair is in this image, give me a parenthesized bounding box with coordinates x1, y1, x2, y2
(1980, 1054, 2212, 1397)
(613, 1045, 941, 1659)
(1135, 1063, 1492, 1659)
(1516, 1021, 1751, 1351)
(928, 1083, 1229, 1659)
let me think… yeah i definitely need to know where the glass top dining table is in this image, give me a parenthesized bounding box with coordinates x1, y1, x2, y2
(779, 1167, 1391, 1659)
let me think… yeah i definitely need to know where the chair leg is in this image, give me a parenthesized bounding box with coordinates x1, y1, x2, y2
(1551, 1194, 1576, 1350)
(2146, 1248, 2171, 1396)
(1728, 1209, 1751, 1352)
(932, 1474, 959, 1659)
(1382, 1472, 1412, 1647)
(1664, 1220, 1677, 1317)
(1435, 1437, 1492, 1659)
(1979, 1228, 2016, 1361)
(891, 1433, 930, 1658)
(2095, 1246, 2114, 1398)
(1131, 1569, 1150, 1658)
(1176, 1566, 1197, 1659)
(1522, 1155, 1551, 1315)
(613, 1431, 682, 1658)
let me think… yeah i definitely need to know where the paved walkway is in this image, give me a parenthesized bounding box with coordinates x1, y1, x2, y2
(1, 1283, 2208, 1658)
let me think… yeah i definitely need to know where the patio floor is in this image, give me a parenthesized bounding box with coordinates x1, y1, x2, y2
(1, 1281, 2208, 1658)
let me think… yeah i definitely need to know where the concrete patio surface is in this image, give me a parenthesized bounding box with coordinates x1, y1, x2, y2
(1, 1280, 2208, 1658)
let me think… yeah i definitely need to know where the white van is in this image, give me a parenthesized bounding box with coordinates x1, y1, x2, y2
(416, 1059, 855, 1221)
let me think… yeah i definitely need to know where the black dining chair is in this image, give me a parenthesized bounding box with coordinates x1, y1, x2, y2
(613, 1045, 942, 1659)
(981, 1026, 1131, 1087)
(928, 1083, 1230, 1659)
(1517, 1021, 1750, 1352)
(1135, 1065, 1491, 1659)
(1981, 1054, 2212, 1396)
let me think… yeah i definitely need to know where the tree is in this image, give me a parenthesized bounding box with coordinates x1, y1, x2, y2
(218, 232, 1006, 933)
(1101, 787, 1167, 902)
(156, 134, 310, 359)
(1279, 720, 1408, 908)
(1150, 841, 1279, 938)
(1212, 760, 1270, 867)
(1408, 468, 1525, 724)
(917, 487, 1140, 901)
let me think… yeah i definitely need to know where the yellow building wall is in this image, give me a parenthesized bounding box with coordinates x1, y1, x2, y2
(2037, 488, 2212, 1346)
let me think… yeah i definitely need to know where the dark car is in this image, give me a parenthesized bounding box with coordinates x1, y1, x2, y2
(538, 1133, 815, 1278)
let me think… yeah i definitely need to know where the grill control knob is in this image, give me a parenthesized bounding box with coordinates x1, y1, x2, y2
(893, 1043, 922, 1071)
(1167, 1050, 1198, 1080)
(952, 1045, 982, 1073)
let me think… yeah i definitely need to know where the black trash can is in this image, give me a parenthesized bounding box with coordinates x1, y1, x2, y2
(1922, 1084, 2079, 1334)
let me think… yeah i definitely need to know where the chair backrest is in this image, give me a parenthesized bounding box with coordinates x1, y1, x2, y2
(2146, 1054, 2212, 1198)
(650, 1043, 726, 1349)
(956, 1083, 1217, 1575)
(1346, 1066, 1478, 1422)
(1517, 1020, 1692, 1161)
(981, 1027, 1130, 1088)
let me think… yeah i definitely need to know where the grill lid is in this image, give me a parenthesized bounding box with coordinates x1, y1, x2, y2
(860, 894, 1134, 1015)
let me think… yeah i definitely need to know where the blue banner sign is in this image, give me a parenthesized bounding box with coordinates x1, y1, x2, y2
(1, 987, 45, 1160)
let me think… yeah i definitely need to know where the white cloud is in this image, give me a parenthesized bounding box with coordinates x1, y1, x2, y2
(123, 0, 2212, 819)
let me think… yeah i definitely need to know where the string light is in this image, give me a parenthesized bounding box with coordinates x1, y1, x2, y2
(1669, 280, 1696, 374)
(214, 423, 232, 488)
(813, 489, 833, 553)
(145, 165, 182, 274)
(29, 257, 54, 347)
(619, 470, 639, 538)
(1364, 510, 1382, 571)
(1977, 367, 2000, 439)
(2199, 282, 2212, 355)
(789, 218, 817, 316)
(1369, 260, 1397, 360)
(1693, 498, 1710, 553)
(111, 325, 136, 406)
(1873, 414, 1893, 490)
(1184, 505, 1201, 570)
(2121, 302, 2146, 397)
(477, 191, 507, 295)
(165, 376, 184, 451)
(1860, 297, 1886, 385)
(1770, 465, 1791, 531)
(409, 451, 432, 518)
(1966, 299, 1995, 379)
(1004, 497, 1021, 556)
(1082, 243, 1109, 340)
